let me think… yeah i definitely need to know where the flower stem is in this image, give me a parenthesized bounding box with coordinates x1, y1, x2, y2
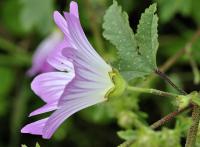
(185, 44, 200, 85)
(0, 36, 25, 54)
(155, 69, 187, 95)
(127, 86, 178, 98)
(185, 105, 200, 147)
(159, 48, 186, 72)
(159, 28, 200, 73)
(150, 105, 191, 129)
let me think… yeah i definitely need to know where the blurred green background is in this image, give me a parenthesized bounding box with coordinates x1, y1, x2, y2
(0, 0, 200, 146)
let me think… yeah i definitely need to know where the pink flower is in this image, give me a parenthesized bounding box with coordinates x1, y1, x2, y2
(21, 1, 114, 139)
(27, 30, 63, 76)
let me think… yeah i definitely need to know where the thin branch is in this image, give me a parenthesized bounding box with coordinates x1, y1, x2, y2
(159, 28, 200, 73)
(155, 69, 187, 95)
(150, 105, 191, 129)
(185, 44, 200, 84)
(159, 48, 186, 72)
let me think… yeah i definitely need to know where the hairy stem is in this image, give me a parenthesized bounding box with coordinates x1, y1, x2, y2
(127, 86, 178, 98)
(151, 105, 191, 129)
(155, 69, 187, 95)
(185, 105, 200, 147)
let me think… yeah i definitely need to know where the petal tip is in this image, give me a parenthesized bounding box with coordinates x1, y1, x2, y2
(21, 126, 29, 133)
(53, 11, 60, 18)
(70, 1, 79, 18)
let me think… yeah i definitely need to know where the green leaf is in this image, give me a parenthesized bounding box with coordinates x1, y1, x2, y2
(20, 0, 54, 35)
(103, 1, 158, 81)
(135, 3, 158, 70)
(21, 145, 27, 147)
(117, 129, 136, 141)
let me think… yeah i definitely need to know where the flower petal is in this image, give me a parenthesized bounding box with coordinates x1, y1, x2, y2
(42, 97, 104, 139)
(29, 102, 58, 117)
(53, 11, 69, 36)
(69, 1, 79, 18)
(21, 118, 48, 135)
(64, 13, 112, 74)
(27, 31, 62, 76)
(47, 41, 74, 72)
(31, 72, 74, 103)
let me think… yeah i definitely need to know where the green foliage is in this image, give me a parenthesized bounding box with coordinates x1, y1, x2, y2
(156, 0, 200, 24)
(117, 129, 136, 140)
(1, 0, 26, 35)
(1, 0, 200, 146)
(20, 0, 54, 35)
(80, 104, 113, 124)
(0, 67, 15, 116)
(176, 91, 200, 109)
(190, 92, 200, 107)
(21, 143, 40, 147)
(117, 110, 144, 129)
(118, 128, 181, 147)
(53, 119, 72, 141)
(1, 0, 54, 35)
(175, 116, 192, 136)
(176, 95, 191, 110)
(156, 0, 191, 23)
(103, 1, 158, 81)
(135, 4, 158, 70)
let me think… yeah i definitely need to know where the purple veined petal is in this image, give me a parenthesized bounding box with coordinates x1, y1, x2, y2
(62, 47, 107, 78)
(58, 76, 111, 105)
(27, 31, 63, 76)
(53, 11, 69, 36)
(69, 1, 79, 18)
(64, 13, 98, 59)
(31, 72, 74, 103)
(47, 41, 74, 72)
(64, 13, 110, 71)
(29, 101, 58, 117)
(61, 89, 104, 100)
(42, 97, 104, 139)
(21, 118, 48, 135)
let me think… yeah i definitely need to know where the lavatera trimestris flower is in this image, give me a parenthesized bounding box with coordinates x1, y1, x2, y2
(21, 1, 126, 139)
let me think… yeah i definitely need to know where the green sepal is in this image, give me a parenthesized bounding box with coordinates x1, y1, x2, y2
(190, 91, 200, 106)
(176, 95, 191, 110)
(176, 91, 200, 110)
(107, 69, 126, 98)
